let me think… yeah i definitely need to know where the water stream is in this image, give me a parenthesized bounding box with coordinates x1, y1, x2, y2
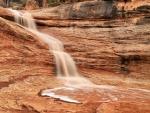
(9, 9, 150, 104)
(9, 9, 94, 87)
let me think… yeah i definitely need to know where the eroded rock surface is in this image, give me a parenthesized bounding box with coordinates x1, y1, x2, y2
(96, 100, 150, 113)
(34, 0, 150, 82)
(0, 17, 54, 83)
(33, 0, 150, 19)
(0, 0, 150, 113)
(39, 25, 150, 87)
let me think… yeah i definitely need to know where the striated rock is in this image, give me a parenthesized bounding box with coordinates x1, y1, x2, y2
(35, 17, 148, 27)
(33, 0, 150, 28)
(0, 1, 150, 113)
(33, 0, 150, 20)
(39, 24, 150, 82)
(0, 17, 54, 83)
(0, 12, 101, 113)
(33, 1, 117, 19)
(35, 0, 150, 82)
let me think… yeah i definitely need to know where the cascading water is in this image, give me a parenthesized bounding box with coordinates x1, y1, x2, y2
(8, 9, 150, 104)
(9, 9, 94, 87)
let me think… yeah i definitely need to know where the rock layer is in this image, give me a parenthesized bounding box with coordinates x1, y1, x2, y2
(34, 0, 150, 81)
(0, 0, 150, 113)
(33, 0, 150, 20)
(0, 17, 54, 83)
(39, 24, 150, 81)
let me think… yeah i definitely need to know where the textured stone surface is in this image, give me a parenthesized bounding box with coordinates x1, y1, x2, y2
(33, 0, 150, 82)
(0, 17, 54, 83)
(96, 100, 150, 113)
(38, 24, 150, 82)
(0, 0, 150, 113)
(33, 0, 150, 20)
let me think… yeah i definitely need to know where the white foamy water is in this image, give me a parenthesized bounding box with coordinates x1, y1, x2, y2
(9, 9, 94, 86)
(41, 86, 150, 104)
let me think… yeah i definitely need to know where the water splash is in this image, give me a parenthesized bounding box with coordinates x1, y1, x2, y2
(9, 9, 94, 86)
(41, 86, 150, 104)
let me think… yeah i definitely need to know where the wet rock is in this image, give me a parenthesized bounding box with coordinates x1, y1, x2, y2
(34, 0, 150, 81)
(33, 1, 117, 19)
(0, 17, 54, 83)
(39, 24, 150, 82)
(0, 1, 150, 113)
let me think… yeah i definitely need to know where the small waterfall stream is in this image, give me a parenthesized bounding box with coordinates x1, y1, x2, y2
(7, 9, 150, 104)
(9, 9, 94, 87)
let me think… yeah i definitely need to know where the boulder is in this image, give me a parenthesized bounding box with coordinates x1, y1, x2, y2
(0, 7, 14, 20)
(33, 0, 150, 20)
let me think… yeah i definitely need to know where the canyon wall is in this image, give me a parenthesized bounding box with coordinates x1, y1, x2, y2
(33, 0, 150, 81)
(0, 0, 150, 113)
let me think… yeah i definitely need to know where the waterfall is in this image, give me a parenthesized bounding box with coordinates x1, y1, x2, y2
(9, 9, 94, 86)
(8, 9, 150, 105)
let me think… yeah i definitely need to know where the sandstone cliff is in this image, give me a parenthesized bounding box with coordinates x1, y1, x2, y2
(34, 0, 150, 81)
(0, 0, 150, 113)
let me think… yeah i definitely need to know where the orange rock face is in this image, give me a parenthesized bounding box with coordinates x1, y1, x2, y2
(35, 0, 150, 83)
(97, 101, 150, 113)
(0, 0, 150, 113)
(0, 17, 54, 83)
